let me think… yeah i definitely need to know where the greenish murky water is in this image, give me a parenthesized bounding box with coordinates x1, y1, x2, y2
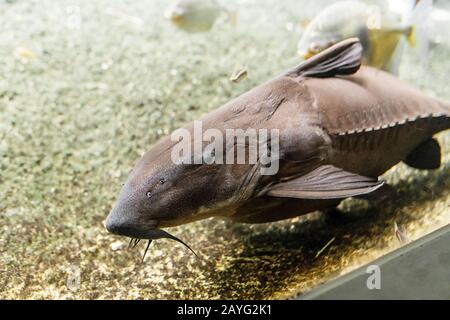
(0, 0, 449, 299)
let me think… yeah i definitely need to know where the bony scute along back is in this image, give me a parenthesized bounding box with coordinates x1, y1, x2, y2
(105, 38, 450, 257)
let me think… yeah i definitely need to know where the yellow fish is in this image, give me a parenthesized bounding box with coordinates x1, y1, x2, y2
(297, 0, 432, 74)
(165, 0, 236, 33)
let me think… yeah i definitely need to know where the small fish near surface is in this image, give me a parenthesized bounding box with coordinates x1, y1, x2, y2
(105, 39, 450, 258)
(165, 0, 237, 33)
(297, 0, 432, 74)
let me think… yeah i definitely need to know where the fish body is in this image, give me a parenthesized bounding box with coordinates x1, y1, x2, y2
(231, 65, 449, 223)
(165, 0, 234, 33)
(106, 39, 449, 252)
(297, 0, 432, 74)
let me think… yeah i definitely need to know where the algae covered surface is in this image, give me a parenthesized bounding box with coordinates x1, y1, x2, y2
(0, 0, 449, 299)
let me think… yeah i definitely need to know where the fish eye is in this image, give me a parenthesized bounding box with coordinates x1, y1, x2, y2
(146, 191, 152, 198)
(159, 178, 166, 184)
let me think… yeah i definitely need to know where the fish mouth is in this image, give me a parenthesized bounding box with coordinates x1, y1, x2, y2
(105, 218, 198, 260)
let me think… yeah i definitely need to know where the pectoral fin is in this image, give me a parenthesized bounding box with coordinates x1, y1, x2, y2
(264, 165, 384, 200)
(286, 38, 363, 78)
(404, 138, 441, 170)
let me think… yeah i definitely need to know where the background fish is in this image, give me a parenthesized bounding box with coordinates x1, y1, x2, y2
(297, 0, 432, 74)
(165, 0, 236, 33)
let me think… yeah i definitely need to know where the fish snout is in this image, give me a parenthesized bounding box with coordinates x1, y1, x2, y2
(105, 206, 158, 238)
(105, 212, 136, 236)
(105, 213, 125, 235)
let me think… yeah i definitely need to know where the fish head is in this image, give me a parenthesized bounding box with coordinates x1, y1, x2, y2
(298, 34, 338, 60)
(105, 130, 258, 239)
(165, 5, 186, 25)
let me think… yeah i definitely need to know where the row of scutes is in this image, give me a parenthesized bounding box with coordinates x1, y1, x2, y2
(335, 113, 446, 136)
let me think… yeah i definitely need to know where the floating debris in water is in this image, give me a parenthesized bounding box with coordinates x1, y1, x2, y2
(394, 222, 409, 244)
(422, 184, 436, 198)
(101, 59, 114, 70)
(110, 241, 125, 251)
(230, 66, 248, 83)
(315, 237, 336, 258)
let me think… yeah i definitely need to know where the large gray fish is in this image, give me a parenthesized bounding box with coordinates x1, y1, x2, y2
(106, 39, 449, 256)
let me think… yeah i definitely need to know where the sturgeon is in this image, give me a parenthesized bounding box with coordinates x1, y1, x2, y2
(105, 38, 449, 255)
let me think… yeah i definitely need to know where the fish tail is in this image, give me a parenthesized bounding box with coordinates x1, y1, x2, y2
(403, 0, 432, 56)
(406, 26, 416, 47)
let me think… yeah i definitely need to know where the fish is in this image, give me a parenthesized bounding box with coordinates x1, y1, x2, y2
(105, 39, 450, 256)
(165, 0, 236, 33)
(297, 0, 432, 74)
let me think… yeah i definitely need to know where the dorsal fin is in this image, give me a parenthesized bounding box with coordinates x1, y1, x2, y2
(286, 38, 363, 78)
